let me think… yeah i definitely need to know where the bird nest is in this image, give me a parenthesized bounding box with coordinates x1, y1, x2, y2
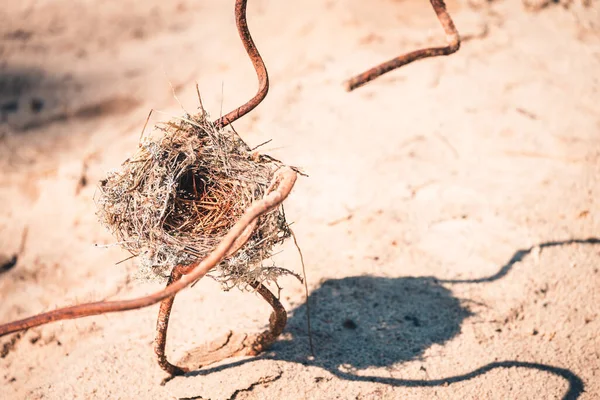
(95, 111, 299, 290)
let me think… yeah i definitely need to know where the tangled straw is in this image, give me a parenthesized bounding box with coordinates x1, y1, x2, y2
(96, 113, 298, 290)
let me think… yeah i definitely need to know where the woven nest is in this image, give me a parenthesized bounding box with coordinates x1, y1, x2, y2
(95, 111, 299, 290)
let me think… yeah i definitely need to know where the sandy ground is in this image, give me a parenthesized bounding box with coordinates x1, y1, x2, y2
(1, 0, 599, 399)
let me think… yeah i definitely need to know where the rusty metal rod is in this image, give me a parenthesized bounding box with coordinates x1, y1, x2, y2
(345, 0, 460, 92)
(214, 0, 268, 129)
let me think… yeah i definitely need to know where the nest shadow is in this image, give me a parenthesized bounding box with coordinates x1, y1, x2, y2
(184, 236, 599, 399)
(187, 274, 584, 399)
(184, 274, 468, 371)
(282, 275, 469, 370)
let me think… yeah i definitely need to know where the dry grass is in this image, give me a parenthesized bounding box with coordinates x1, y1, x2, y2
(95, 111, 299, 290)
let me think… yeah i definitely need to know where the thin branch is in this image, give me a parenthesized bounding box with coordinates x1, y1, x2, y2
(345, 0, 460, 91)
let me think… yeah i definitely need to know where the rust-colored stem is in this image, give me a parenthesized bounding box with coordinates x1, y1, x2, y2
(153, 279, 287, 376)
(0, 167, 297, 337)
(154, 267, 188, 376)
(244, 280, 287, 355)
(214, 0, 268, 129)
(345, 0, 460, 91)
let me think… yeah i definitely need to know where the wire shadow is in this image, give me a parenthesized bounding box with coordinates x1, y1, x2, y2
(439, 237, 599, 284)
(332, 361, 584, 400)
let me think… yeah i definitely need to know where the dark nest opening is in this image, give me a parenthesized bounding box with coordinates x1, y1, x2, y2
(95, 111, 299, 290)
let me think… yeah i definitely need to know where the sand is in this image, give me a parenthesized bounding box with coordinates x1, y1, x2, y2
(1, 0, 599, 399)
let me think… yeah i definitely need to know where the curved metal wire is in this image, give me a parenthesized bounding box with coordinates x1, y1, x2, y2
(345, 0, 460, 92)
(214, 0, 269, 129)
